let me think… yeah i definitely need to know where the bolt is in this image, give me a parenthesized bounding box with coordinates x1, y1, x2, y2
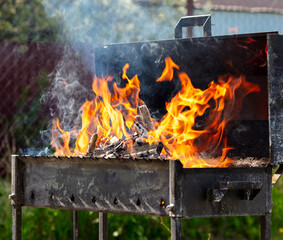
(9, 193, 16, 200)
(166, 204, 175, 212)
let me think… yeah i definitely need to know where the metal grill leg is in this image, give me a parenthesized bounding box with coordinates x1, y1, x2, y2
(12, 205, 22, 240)
(99, 212, 108, 240)
(261, 213, 271, 240)
(73, 210, 78, 240)
(171, 217, 182, 240)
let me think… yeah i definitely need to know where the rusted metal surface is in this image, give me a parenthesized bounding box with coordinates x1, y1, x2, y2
(13, 155, 272, 219)
(267, 34, 283, 165)
(11, 154, 275, 240)
(18, 155, 169, 216)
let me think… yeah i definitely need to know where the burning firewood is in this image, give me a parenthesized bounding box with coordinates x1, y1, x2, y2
(133, 123, 148, 138)
(85, 103, 165, 160)
(88, 135, 163, 159)
(159, 135, 172, 157)
(87, 133, 98, 154)
(103, 137, 121, 151)
(135, 115, 145, 126)
(138, 105, 154, 131)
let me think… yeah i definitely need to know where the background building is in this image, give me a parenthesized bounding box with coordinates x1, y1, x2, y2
(194, 0, 283, 36)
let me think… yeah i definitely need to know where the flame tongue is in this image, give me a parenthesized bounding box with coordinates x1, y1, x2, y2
(52, 57, 259, 168)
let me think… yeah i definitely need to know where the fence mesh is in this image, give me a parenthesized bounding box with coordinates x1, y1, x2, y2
(0, 43, 63, 177)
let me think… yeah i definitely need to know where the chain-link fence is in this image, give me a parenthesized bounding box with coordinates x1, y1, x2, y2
(0, 43, 62, 177)
(0, 42, 95, 178)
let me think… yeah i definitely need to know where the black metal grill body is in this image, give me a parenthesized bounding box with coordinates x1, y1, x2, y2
(181, 167, 272, 218)
(16, 156, 169, 216)
(11, 154, 274, 239)
(11, 156, 272, 218)
(10, 15, 283, 239)
(94, 32, 283, 165)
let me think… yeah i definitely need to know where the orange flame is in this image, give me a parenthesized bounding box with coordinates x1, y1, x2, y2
(156, 57, 180, 82)
(51, 57, 259, 168)
(149, 60, 259, 167)
(52, 65, 144, 156)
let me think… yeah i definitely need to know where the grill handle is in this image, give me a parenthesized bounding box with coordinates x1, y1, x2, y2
(208, 181, 263, 202)
(174, 15, 211, 39)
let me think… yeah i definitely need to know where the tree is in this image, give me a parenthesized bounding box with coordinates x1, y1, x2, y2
(0, 0, 64, 42)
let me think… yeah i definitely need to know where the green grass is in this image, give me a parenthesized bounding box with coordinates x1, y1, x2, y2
(0, 180, 12, 239)
(1, 177, 283, 239)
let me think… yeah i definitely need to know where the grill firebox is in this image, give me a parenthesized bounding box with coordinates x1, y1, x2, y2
(10, 16, 283, 240)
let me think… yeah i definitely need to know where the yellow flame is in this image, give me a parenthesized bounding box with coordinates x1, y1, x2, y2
(52, 57, 259, 168)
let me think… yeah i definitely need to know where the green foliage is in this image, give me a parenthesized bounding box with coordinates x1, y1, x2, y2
(21, 208, 73, 239)
(1, 177, 283, 239)
(0, 0, 64, 42)
(0, 0, 186, 44)
(0, 180, 12, 239)
(271, 177, 283, 240)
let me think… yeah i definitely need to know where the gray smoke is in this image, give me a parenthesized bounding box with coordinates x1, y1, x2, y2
(41, 0, 185, 147)
(44, 45, 92, 130)
(42, 0, 185, 44)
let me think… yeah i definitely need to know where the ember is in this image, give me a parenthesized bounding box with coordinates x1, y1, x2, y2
(51, 57, 259, 167)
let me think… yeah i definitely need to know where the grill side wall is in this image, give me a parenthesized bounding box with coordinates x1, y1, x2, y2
(267, 34, 283, 165)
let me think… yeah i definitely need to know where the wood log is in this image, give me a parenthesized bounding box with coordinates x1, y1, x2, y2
(139, 105, 154, 131)
(114, 141, 125, 152)
(136, 137, 147, 146)
(164, 146, 172, 157)
(159, 135, 172, 157)
(133, 123, 148, 138)
(103, 137, 122, 151)
(87, 133, 98, 154)
(135, 115, 145, 126)
(156, 141, 164, 155)
(133, 142, 157, 152)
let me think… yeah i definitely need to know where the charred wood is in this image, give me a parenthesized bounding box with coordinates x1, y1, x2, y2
(87, 133, 98, 154)
(139, 105, 154, 131)
(133, 123, 148, 138)
(135, 115, 145, 126)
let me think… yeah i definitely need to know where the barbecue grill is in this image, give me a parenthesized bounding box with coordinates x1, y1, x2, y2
(9, 15, 283, 240)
